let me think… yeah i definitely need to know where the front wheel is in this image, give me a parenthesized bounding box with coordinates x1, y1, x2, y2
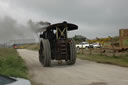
(39, 41, 43, 63)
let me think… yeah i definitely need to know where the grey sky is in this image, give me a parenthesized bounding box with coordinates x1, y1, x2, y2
(0, 0, 128, 41)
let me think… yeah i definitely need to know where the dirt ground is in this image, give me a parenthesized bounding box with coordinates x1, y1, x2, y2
(17, 49, 128, 85)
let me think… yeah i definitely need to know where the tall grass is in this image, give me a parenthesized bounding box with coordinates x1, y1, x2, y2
(0, 48, 28, 78)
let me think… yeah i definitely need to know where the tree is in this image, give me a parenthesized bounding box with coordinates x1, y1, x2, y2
(72, 35, 87, 43)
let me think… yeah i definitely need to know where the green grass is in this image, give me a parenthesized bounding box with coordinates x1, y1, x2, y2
(0, 48, 28, 78)
(77, 54, 128, 67)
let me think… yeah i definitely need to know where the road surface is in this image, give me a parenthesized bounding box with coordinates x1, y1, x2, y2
(17, 49, 128, 85)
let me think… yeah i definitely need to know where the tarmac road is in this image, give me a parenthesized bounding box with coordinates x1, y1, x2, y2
(17, 49, 128, 85)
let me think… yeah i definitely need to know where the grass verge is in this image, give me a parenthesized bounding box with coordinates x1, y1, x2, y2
(77, 54, 128, 67)
(0, 48, 28, 78)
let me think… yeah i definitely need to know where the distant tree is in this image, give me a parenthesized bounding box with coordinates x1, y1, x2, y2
(72, 35, 87, 43)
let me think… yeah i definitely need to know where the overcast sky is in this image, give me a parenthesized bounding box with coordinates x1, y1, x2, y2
(0, 0, 128, 42)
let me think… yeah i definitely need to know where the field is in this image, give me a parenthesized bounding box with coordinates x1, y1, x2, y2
(23, 43, 39, 50)
(0, 48, 28, 78)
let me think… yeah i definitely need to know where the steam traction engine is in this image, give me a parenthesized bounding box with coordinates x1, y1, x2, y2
(39, 21, 78, 67)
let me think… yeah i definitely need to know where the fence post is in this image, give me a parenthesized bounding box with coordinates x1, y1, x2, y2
(100, 43, 103, 56)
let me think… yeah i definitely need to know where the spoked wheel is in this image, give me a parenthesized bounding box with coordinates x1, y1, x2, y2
(66, 39, 76, 65)
(39, 39, 51, 67)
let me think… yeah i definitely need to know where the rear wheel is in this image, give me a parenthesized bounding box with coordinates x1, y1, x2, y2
(66, 39, 76, 65)
(39, 39, 51, 67)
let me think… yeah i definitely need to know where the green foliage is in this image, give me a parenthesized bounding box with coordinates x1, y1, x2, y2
(123, 39, 128, 46)
(72, 35, 87, 43)
(112, 36, 119, 42)
(0, 48, 28, 78)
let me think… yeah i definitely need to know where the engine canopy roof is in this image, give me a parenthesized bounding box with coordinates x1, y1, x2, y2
(46, 21, 78, 31)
